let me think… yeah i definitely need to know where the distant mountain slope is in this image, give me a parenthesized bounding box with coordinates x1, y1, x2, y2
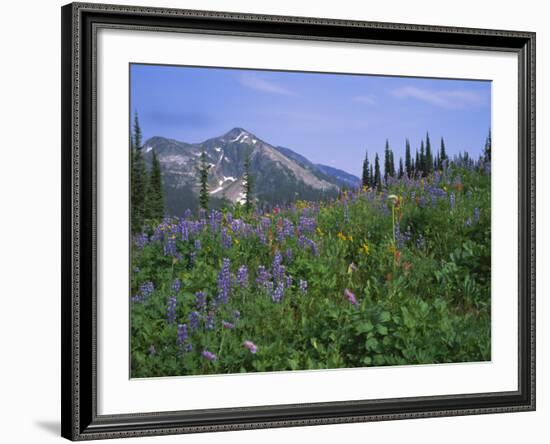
(142, 128, 358, 216)
(315, 164, 361, 188)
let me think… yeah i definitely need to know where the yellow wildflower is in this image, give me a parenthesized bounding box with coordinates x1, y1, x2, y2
(338, 232, 353, 241)
(359, 242, 370, 255)
(316, 227, 324, 237)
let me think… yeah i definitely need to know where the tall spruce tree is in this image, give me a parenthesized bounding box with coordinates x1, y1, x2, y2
(483, 129, 492, 163)
(362, 150, 370, 188)
(405, 139, 412, 178)
(131, 111, 147, 234)
(439, 137, 448, 169)
(369, 164, 374, 188)
(198, 148, 210, 212)
(419, 141, 425, 176)
(144, 150, 164, 221)
(374, 153, 381, 190)
(243, 148, 254, 213)
(398, 158, 404, 179)
(383, 140, 391, 182)
(425, 132, 433, 176)
(389, 149, 395, 178)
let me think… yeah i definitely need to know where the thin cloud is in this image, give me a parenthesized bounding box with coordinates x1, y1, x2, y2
(238, 73, 295, 96)
(352, 95, 376, 105)
(391, 86, 486, 109)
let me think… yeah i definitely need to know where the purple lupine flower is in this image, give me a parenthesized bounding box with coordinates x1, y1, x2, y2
(135, 233, 149, 248)
(298, 235, 319, 256)
(465, 218, 472, 227)
(271, 251, 285, 284)
(231, 219, 242, 233)
(285, 275, 293, 288)
(205, 312, 215, 330)
(344, 288, 359, 307)
(416, 234, 425, 250)
(233, 310, 241, 320)
(298, 216, 317, 233)
(450, 193, 456, 211)
(221, 320, 235, 329)
(216, 258, 231, 305)
(209, 210, 222, 232)
(189, 251, 196, 266)
(221, 228, 232, 249)
(195, 291, 207, 311)
(236, 265, 249, 288)
(201, 350, 217, 361)
(171, 278, 181, 293)
(283, 218, 295, 238)
(194, 239, 202, 250)
(188, 311, 200, 332)
(177, 324, 188, 344)
(474, 207, 480, 222)
(177, 324, 192, 352)
(226, 212, 233, 224)
(139, 281, 154, 299)
(261, 216, 271, 230)
(285, 248, 293, 264)
(183, 208, 192, 219)
(243, 340, 257, 354)
(180, 221, 189, 241)
(299, 279, 308, 294)
(164, 236, 178, 257)
(166, 296, 177, 324)
(394, 223, 411, 249)
(255, 265, 271, 287)
(272, 282, 284, 303)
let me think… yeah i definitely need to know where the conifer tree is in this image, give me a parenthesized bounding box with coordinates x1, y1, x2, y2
(383, 140, 390, 182)
(389, 149, 395, 178)
(131, 111, 147, 234)
(198, 148, 210, 212)
(362, 151, 370, 188)
(439, 137, 448, 169)
(374, 153, 381, 190)
(405, 139, 412, 178)
(398, 158, 404, 179)
(419, 141, 425, 177)
(243, 148, 254, 213)
(144, 150, 164, 221)
(425, 132, 433, 176)
(369, 164, 374, 188)
(483, 129, 492, 163)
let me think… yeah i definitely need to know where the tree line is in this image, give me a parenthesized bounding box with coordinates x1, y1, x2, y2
(131, 112, 165, 234)
(361, 131, 491, 189)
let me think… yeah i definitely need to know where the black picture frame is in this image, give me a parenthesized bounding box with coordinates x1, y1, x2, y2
(61, 2, 536, 440)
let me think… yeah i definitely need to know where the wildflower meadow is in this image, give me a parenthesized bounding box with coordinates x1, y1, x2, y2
(130, 161, 491, 377)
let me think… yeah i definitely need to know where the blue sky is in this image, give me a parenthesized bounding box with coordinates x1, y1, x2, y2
(130, 64, 491, 177)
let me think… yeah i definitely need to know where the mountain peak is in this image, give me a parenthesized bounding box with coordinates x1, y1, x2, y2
(222, 127, 258, 144)
(223, 127, 254, 139)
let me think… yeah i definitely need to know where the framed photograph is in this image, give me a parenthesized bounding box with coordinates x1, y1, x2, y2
(61, 2, 536, 440)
